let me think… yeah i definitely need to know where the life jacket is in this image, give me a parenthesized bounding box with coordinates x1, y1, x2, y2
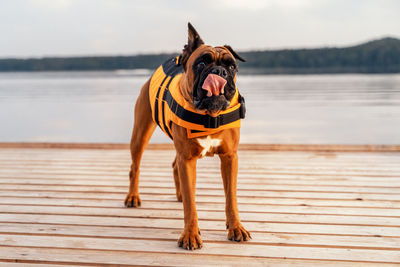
(148, 56, 246, 139)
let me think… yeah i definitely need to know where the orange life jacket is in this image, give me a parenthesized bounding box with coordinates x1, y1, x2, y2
(149, 56, 245, 139)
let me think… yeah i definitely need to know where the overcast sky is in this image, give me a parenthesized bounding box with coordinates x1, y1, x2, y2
(1, 0, 400, 58)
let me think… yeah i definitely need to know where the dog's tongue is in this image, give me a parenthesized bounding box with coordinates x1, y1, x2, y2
(202, 74, 227, 97)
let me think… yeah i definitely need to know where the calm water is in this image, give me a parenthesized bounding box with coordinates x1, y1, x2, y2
(1, 70, 399, 144)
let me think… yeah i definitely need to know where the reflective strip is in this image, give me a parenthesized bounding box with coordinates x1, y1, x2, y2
(153, 76, 168, 128)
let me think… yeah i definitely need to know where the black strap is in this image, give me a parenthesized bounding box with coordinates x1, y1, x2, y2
(162, 89, 245, 129)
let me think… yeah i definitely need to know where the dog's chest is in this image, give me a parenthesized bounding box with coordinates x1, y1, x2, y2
(196, 136, 222, 157)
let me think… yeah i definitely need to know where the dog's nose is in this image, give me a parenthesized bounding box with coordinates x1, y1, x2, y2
(210, 67, 228, 79)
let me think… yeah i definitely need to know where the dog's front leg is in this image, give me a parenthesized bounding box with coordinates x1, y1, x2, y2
(176, 155, 202, 250)
(220, 152, 251, 242)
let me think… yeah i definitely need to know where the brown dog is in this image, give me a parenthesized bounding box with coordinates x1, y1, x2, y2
(124, 23, 250, 250)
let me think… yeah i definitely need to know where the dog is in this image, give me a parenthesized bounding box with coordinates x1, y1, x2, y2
(124, 23, 250, 250)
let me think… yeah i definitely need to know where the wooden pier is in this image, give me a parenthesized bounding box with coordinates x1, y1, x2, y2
(0, 143, 399, 266)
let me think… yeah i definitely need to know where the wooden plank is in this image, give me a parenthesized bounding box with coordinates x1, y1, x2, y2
(1, 157, 399, 168)
(1, 159, 398, 172)
(0, 172, 400, 189)
(0, 154, 399, 168)
(1, 234, 400, 263)
(1, 247, 395, 267)
(1, 197, 399, 216)
(1, 191, 399, 208)
(3, 176, 400, 188)
(3, 171, 400, 183)
(2, 164, 400, 176)
(1, 184, 399, 201)
(1, 165, 399, 178)
(1, 213, 398, 237)
(3, 174, 400, 190)
(1, 153, 398, 171)
(2, 174, 400, 186)
(0, 151, 396, 160)
(2, 167, 399, 179)
(0, 180, 398, 194)
(1, 149, 398, 164)
(1, 205, 399, 227)
(2, 155, 399, 165)
(1, 222, 399, 249)
(1, 169, 399, 180)
(1, 155, 399, 169)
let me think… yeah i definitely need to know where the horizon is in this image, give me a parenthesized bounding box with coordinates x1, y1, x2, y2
(1, 36, 399, 60)
(2, 0, 400, 58)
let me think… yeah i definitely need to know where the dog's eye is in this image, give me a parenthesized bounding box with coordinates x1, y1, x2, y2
(198, 62, 206, 68)
(229, 65, 236, 71)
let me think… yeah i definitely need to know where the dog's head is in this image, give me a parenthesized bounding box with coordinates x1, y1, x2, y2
(179, 23, 245, 114)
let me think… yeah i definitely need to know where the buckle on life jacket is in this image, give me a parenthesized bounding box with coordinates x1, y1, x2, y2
(239, 94, 246, 119)
(207, 115, 221, 129)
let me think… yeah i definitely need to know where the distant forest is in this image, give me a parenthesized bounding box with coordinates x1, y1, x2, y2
(1, 37, 399, 74)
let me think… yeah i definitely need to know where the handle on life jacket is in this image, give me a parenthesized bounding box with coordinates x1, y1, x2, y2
(238, 94, 246, 119)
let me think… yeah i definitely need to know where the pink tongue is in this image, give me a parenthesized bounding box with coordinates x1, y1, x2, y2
(202, 74, 227, 97)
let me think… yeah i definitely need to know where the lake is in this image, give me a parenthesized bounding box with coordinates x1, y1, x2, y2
(1, 71, 399, 144)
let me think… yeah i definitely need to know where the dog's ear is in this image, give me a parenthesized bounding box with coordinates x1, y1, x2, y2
(224, 45, 246, 62)
(180, 23, 204, 70)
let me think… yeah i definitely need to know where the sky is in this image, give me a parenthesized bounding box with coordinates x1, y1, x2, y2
(1, 0, 400, 58)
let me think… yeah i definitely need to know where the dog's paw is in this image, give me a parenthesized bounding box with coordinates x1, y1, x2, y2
(177, 228, 203, 250)
(124, 193, 141, 207)
(228, 224, 251, 242)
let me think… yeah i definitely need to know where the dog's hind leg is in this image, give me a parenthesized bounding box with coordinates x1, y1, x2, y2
(125, 80, 156, 208)
(172, 157, 182, 202)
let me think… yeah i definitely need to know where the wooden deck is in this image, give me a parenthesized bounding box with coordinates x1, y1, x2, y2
(0, 144, 399, 266)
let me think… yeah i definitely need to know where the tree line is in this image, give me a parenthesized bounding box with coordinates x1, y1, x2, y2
(0, 37, 399, 74)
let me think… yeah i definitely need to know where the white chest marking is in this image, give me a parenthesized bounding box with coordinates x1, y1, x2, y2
(197, 136, 222, 157)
